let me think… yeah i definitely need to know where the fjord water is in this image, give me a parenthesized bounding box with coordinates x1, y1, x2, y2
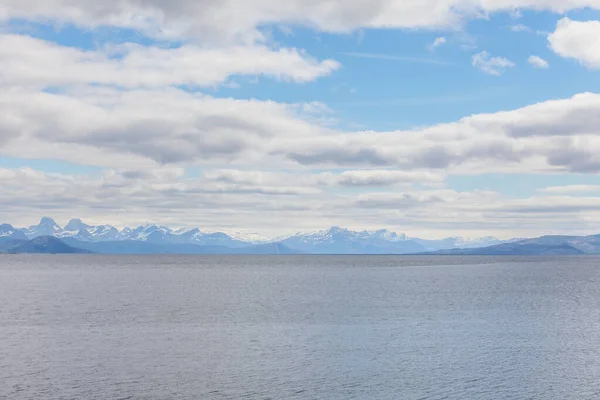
(2, 256, 600, 399)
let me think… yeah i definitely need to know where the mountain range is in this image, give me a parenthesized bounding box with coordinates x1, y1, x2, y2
(4, 217, 600, 255)
(0, 217, 512, 254)
(426, 234, 600, 255)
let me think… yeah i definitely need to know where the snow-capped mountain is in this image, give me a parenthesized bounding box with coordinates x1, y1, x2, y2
(452, 236, 518, 248)
(87, 225, 121, 241)
(0, 224, 28, 240)
(54, 219, 120, 242)
(228, 232, 272, 244)
(410, 236, 510, 251)
(281, 226, 425, 254)
(367, 229, 408, 242)
(125, 225, 249, 248)
(18, 217, 121, 242)
(281, 227, 513, 254)
(15, 218, 252, 248)
(125, 224, 173, 242)
(5, 217, 516, 254)
(285, 226, 410, 245)
(63, 218, 91, 232)
(21, 217, 64, 238)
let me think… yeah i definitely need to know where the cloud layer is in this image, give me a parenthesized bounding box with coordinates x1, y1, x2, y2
(2, 0, 599, 42)
(4, 80, 600, 173)
(4, 166, 600, 238)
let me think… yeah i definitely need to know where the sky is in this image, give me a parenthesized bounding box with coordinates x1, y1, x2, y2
(1, 1, 600, 239)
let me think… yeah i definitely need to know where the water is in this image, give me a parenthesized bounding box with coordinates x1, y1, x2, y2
(2, 255, 600, 399)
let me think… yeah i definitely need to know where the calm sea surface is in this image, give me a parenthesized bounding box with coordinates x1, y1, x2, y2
(2, 255, 600, 399)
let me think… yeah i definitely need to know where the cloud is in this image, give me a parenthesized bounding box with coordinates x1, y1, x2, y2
(489, 93, 600, 138)
(0, 87, 335, 166)
(495, 196, 600, 214)
(472, 51, 515, 75)
(539, 185, 600, 194)
(353, 189, 500, 210)
(432, 37, 447, 47)
(429, 36, 447, 50)
(1, 1, 600, 43)
(528, 55, 549, 68)
(548, 18, 600, 69)
(331, 170, 445, 186)
(204, 169, 445, 188)
(282, 92, 600, 173)
(0, 34, 340, 89)
(287, 146, 396, 167)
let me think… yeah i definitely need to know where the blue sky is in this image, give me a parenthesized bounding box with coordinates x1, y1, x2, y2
(2, 1, 600, 238)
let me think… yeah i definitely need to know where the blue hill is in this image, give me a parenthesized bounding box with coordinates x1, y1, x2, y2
(6, 236, 92, 254)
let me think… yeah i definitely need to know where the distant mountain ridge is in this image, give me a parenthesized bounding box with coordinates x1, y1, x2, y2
(425, 234, 600, 255)
(0, 224, 28, 240)
(16, 218, 253, 248)
(2, 236, 92, 254)
(282, 227, 425, 254)
(3, 218, 600, 255)
(0, 217, 514, 254)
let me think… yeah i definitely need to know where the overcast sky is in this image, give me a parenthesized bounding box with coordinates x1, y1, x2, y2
(2, 1, 600, 238)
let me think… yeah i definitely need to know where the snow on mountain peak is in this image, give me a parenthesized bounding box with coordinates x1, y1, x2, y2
(64, 218, 91, 232)
(38, 217, 61, 230)
(39, 216, 57, 224)
(173, 227, 199, 235)
(22, 217, 64, 238)
(0, 224, 17, 237)
(227, 232, 271, 244)
(292, 227, 408, 243)
(368, 229, 408, 242)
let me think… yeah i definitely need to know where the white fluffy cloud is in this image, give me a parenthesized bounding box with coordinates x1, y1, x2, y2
(549, 18, 600, 69)
(429, 36, 447, 50)
(0, 87, 336, 166)
(282, 92, 600, 173)
(472, 51, 515, 75)
(0, 34, 339, 88)
(1, 0, 599, 43)
(528, 55, 549, 68)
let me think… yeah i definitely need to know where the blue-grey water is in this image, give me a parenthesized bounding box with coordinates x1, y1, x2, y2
(2, 255, 600, 399)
